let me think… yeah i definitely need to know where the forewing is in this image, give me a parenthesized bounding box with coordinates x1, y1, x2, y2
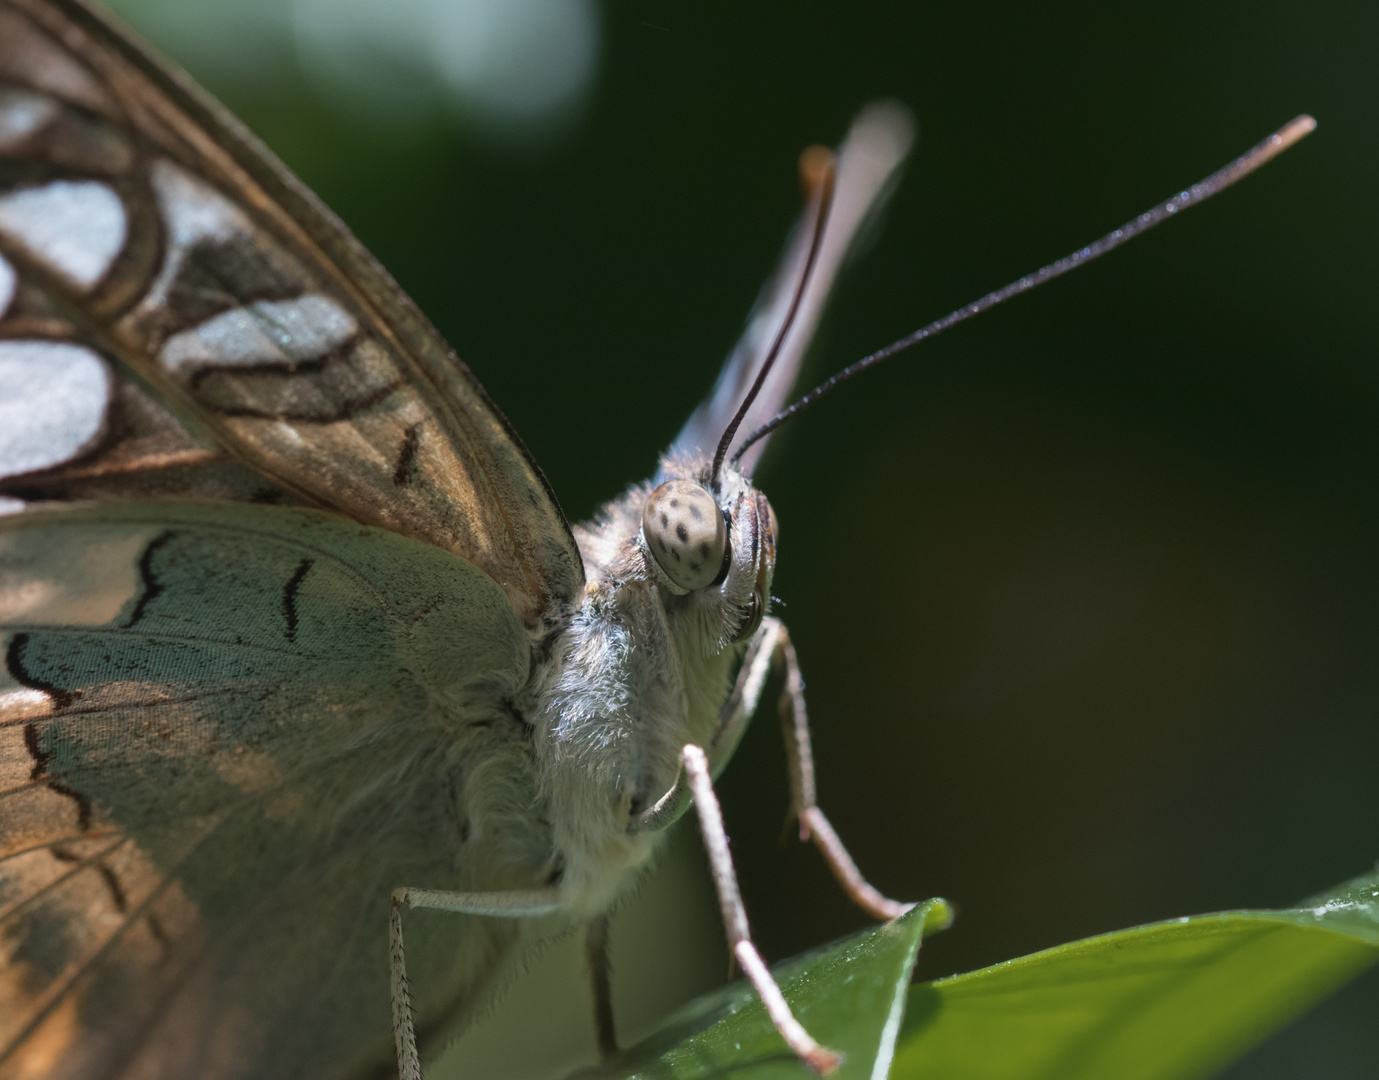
(0, 0, 583, 630)
(0, 501, 560, 1080)
(672, 102, 915, 474)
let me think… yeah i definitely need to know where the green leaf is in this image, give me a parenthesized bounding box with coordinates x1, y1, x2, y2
(577, 868, 1377, 1080)
(574, 899, 953, 1080)
(892, 866, 1379, 1080)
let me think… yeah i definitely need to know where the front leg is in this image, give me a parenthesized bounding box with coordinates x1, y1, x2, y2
(709, 617, 910, 922)
(389, 886, 561, 1080)
(681, 744, 840, 1074)
(584, 914, 617, 1060)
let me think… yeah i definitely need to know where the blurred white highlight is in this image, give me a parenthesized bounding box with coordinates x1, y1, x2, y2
(108, 0, 600, 137)
(292, 0, 599, 132)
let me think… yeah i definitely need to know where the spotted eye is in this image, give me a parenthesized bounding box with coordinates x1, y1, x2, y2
(642, 479, 727, 592)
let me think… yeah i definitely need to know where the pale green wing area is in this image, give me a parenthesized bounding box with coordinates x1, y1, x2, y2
(893, 866, 1379, 1080)
(0, 501, 546, 1080)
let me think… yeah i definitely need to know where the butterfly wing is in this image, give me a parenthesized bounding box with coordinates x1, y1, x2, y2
(672, 102, 915, 474)
(0, 0, 583, 631)
(0, 0, 586, 1073)
(0, 501, 562, 1080)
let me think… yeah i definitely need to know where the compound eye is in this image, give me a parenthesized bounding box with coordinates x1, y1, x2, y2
(642, 480, 727, 592)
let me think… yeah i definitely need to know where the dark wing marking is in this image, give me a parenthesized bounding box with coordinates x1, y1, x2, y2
(672, 102, 915, 475)
(392, 422, 423, 488)
(19, 709, 92, 830)
(120, 528, 174, 629)
(8, 632, 78, 710)
(280, 558, 312, 643)
(0, 0, 583, 631)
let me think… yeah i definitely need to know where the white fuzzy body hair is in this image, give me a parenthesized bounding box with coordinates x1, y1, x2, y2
(531, 456, 775, 918)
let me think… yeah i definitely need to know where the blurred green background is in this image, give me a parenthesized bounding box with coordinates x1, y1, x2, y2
(103, 0, 1377, 1076)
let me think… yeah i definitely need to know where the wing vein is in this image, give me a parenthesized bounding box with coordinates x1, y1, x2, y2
(0, 834, 132, 928)
(0, 813, 222, 1069)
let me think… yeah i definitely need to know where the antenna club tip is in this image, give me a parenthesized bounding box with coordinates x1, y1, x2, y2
(798, 145, 836, 196)
(1277, 114, 1318, 148)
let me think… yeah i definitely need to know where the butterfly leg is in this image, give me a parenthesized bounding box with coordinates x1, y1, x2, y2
(681, 743, 841, 1074)
(584, 914, 618, 1059)
(710, 617, 910, 923)
(772, 623, 912, 922)
(389, 886, 561, 1080)
(704, 616, 786, 776)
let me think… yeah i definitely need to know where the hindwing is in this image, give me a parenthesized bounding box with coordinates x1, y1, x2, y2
(0, 501, 557, 1080)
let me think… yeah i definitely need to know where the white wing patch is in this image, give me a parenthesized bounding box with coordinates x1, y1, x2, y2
(161, 294, 359, 372)
(150, 157, 243, 244)
(0, 86, 61, 150)
(140, 158, 256, 315)
(0, 179, 126, 290)
(0, 341, 111, 478)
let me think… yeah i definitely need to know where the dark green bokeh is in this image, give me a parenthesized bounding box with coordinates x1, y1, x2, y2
(108, 0, 1378, 1075)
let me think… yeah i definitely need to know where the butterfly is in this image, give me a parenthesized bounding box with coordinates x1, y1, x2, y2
(0, 0, 1319, 1077)
(0, 0, 926, 1076)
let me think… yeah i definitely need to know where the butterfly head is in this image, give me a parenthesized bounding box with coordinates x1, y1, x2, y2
(545, 461, 777, 867)
(639, 464, 775, 647)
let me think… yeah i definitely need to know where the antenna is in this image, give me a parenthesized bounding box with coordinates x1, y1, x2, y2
(711, 147, 837, 488)
(730, 114, 1317, 466)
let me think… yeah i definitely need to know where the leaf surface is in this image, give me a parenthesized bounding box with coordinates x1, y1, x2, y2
(585, 868, 1378, 1080)
(580, 900, 953, 1080)
(892, 867, 1379, 1080)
